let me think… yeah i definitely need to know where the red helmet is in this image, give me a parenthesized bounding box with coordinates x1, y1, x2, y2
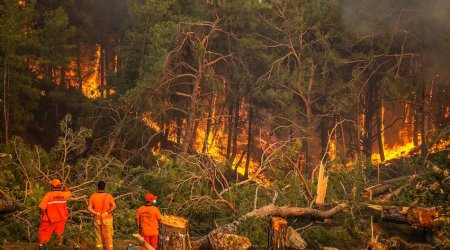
(50, 179, 61, 188)
(145, 193, 157, 201)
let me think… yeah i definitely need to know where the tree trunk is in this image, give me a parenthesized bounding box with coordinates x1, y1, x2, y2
(226, 97, 233, 162)
(76, 42, 83, 92)
(269, 217, 288, 249)
(60, 65, 66, 87)
(176, 116, 183, 145)
(231, 84, 240, 165)
(104, 44, 109, 97)
(244, 104, 253, 179)
(420, 80, 428, 161)
(182, 57, 203, 153)
(2, 56, 8, 146)
(159, 215, 191, 250)
(377, 104, 385, 162)
(202, 94, 216, 153)
(363, 83, 374, 159)
(100, 43, 105, 98)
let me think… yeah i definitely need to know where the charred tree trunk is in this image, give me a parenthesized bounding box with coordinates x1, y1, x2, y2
(100, 43, 105, 98)
(363, 82, 377, 159)
(202, 94, 215, 153)
(420, 80, 428, 161)
(269, 217, 288, 249)
(182, 57, 203, 153)
(320, 121, 329, 161)
(376, 104, 385, 162)
(60, 65, 66, 87)
(2, 56, 8, 146)
(159, 215, 191, 250)
(244, 104, 253, 179)
(176, 116, 183, 145)
(226, 96, 233, 162)
(76, 42, 83, 92)
(231, 80, 240, 169)
(104, 45, 110, 97)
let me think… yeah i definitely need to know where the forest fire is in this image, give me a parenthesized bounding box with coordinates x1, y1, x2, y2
(81, 44, 102, 98)
(141, 113, 263, 179)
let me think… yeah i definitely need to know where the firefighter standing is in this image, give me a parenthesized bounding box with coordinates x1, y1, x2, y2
(135, 193, 162, 250)
(38, 178, 71, 249)
(88, 181, 116, 249)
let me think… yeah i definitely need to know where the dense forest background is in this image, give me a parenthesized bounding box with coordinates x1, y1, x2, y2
(0, 0, 449, 249)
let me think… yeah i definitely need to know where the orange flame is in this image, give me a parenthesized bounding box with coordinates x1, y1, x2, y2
(82, 44, 102, 98)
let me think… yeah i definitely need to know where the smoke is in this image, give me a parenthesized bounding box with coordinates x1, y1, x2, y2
(341, 0, 450, 80)
(341, 0, 450, 150)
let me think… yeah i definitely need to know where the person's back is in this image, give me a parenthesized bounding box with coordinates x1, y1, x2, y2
(136, 205, 161, 236)
(88, 181, 116, 250)
(136, 193, 161, 250)
(89, 192, 114, 220)
(38, 179, 71, 249)
(40, 189, 71, 222)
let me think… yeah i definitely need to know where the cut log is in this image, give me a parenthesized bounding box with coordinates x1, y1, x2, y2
(376, 185, 407, 202)
(363, 184, 392, 199)
(363, 175, 419, 199)
(367, 205, 441, 227)
(268, 216, 288, 249)
(268, 217, 306, 250)
(208, 230, 251, 250)
(191, 225, 251, 250)
(132, 234, 155, 250)
(286, 227, 307, 250)
(159, 215, 191, 250)
(406, 207, 441, 228)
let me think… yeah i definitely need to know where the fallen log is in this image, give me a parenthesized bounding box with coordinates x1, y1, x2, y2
(159, 215, 191, 250)
(286, 227, 307, 250)
(191, 225, 251, 250)
(243, 203, 348, 219)
(367, 205, 441, 227)
(208, 230, 251, 250)
(193, 204, 345, 249)
(132, 234, 155, 250)
(363, 174, 419, 199)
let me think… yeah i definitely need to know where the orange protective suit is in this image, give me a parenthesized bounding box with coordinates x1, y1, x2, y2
(38, 189, 71, 245)
(136, 205, 161, 249)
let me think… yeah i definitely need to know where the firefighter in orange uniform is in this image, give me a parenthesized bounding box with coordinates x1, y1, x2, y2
(136, 193, 162, 250)
(88, 181, 116, 250)
(38, 178, 71, 249)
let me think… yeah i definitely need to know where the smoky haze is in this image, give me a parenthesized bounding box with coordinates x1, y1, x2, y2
(342, 0, 450, 81)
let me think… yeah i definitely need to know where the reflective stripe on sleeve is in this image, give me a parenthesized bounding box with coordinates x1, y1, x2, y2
(47, 201, 67, 205)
